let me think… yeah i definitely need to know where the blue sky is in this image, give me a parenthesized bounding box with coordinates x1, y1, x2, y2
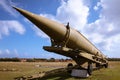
(0, 0, 120, 58)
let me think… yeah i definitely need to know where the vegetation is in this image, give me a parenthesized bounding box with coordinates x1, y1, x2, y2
(0, 61, 120, 80)
(107, 58, 120, 61)
(0, 58, 120, 62)
(0, 58, 20, 62)
(40, 61, 120, 80)
(0, 58, 72, 62)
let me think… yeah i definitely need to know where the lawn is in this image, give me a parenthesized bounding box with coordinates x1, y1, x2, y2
(0, 61, 120, 80)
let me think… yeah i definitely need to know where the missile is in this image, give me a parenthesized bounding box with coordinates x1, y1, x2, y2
(13, 7, 107, 64)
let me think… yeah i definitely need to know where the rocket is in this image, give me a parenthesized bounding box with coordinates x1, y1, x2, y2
(13, 6, 108, 75)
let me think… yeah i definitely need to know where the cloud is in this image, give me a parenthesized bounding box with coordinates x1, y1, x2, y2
(37, 0, 120, 57)
(0, 0, 26, 39)
(35, 0, 89, 38)
(5, 49, 10, 54)
(24, 17, 49, 38)
(56, 0, 89, 30)
(0, 49, 19, 58)
(94, 2, 101, 11)
(0, 0, 17, 17)
(83, 0, 120, 57)
(0, 20, 25, 39)
(0, 50, 2, 54)
(32, 26, 48, 38)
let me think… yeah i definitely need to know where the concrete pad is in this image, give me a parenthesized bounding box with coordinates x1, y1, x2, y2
(71, 69, 89, 78)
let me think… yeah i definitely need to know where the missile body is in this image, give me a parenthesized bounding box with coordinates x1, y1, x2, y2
(13, 7, 106, 59)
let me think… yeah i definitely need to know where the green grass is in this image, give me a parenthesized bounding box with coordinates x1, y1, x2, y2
(40, 61, 120, 80)
(0, 62, 55, 80)
(0, 61, 120, 80)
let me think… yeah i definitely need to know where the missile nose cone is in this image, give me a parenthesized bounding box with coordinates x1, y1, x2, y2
(13, 6, 66, 42)
(12, 6, 35, 18)
(12, 6, 23, 14)
(12, 6, 17, 10)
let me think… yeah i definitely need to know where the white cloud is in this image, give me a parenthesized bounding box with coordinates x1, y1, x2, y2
(56, 0, 89, 30)
(36, 0, 89, 38)
(23, 17, 49, 38)
(32, 26, 48, 38)
(0, 49, 19, 58)
(94, 2, 101, 11)
(0, 50, 2, 54)
(0, 0, 20, 39)
(83, 0, 120, 57)
(13, 49, 19, 57)
(37, 0, 120, 58)
(0, 0, 17, 16)
(13, 49, 18, 54)
(40, 14, 58, 22)
(5, 49, 10, 54)
(0, 20, 25, 39)
(0, 0, 119, 58)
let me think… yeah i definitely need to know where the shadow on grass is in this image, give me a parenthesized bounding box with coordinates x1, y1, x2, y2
(15, 68, 89, 80)
(38, 71, 71, 80)
(38, 72, 88, 80)
(34, 68, 72, 80)
(31, 68, 88, 80)
(37, 67, 106, 80)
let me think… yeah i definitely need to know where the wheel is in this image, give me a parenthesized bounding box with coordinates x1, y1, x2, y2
(104, 63, 108, 68)
(87, 63, 93, 75)
(96, 63, 100, 67)
(67, 63, 73, 73)
(96, 63, 101, 69)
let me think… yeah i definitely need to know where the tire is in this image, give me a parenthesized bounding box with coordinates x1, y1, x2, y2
(104, 63, 108, 68)
(87, 63, 93, 75)
(67, 63, 73, 73)
(96, 63, 100, 68)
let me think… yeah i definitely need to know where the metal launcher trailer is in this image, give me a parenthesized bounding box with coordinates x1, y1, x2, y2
(13, 7, 108, 77)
